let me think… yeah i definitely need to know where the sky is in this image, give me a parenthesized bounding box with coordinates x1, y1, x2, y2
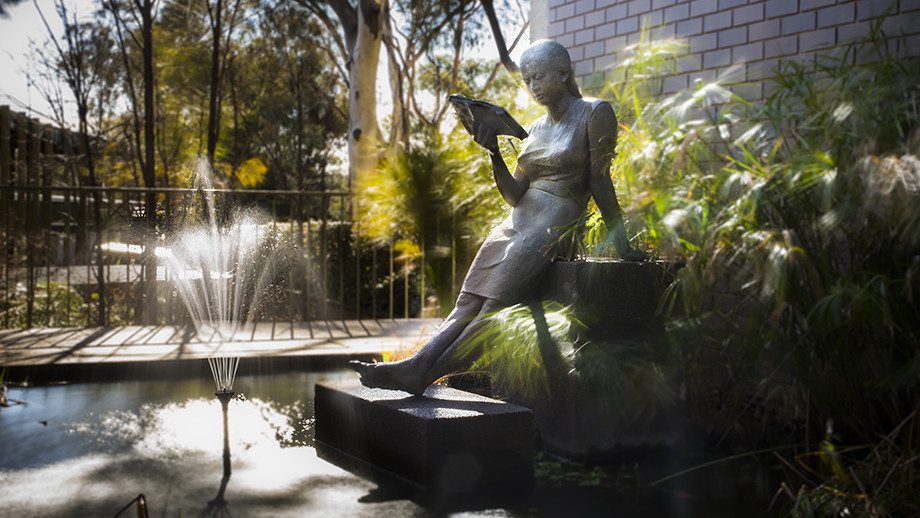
(0, 0, 98, 124)
(0, 0, 531, 130)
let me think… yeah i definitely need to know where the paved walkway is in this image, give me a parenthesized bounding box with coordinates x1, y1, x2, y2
(0, 319, 441, 367)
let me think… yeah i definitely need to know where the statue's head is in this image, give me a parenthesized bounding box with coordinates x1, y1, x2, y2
(520, 39, 582, 105)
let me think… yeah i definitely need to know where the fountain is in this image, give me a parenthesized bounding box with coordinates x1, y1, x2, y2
(159, 159, 292, 342)
(158, 160, 287, 514)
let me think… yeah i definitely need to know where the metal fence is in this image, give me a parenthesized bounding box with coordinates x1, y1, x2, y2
(0, 184, 434, 328)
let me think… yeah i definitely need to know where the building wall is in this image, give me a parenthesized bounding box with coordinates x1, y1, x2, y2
(532, 0, 920, 100)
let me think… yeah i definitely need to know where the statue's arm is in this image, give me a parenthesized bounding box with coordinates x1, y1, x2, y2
(475, 126, 529, 207)
(587, 101, 641, 258)
(490, 151, 529, 207)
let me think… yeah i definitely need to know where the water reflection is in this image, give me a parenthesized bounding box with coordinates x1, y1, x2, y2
(69, 397, 293, 459)
(0, 370, 348, 471)
(0, 370, 392, 517)
(0, 369, 777, 517)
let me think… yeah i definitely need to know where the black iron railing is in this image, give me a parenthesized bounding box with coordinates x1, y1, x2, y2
(0, 185, 439, 328)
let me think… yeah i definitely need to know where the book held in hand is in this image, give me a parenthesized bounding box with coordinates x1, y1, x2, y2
(448, 94, 528, 141)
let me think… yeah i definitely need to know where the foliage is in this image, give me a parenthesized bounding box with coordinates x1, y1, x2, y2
(356, 129, 481, 313)
(355, 61, 533, 314)
(457, 301, 578, 399)
(233, 157, 269, 188)
(782, 412, 920, 516)
(0, 282, 89, 328)
(455, 301, 680, 429)
(228, 2, 346, 191)
(577, 23, 920, 514)
(30, 0, 346, 192)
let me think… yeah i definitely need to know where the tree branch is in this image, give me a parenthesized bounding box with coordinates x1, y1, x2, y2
(297, 0, 350, 81)
(325, 0, 357, 56)
(478, 20, 528, 96)
(479, 0, 518, 74)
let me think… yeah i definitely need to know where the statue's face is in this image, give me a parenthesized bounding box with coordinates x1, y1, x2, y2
(521, 55, 569, 106)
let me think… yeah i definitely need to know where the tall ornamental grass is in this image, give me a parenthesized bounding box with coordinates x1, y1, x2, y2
(599, 24, 920, 514)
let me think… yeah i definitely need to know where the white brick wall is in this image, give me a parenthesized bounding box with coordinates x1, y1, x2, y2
(539, 0, 920, 101)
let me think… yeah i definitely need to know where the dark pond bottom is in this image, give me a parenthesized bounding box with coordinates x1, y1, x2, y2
(0, 369, 779, 517)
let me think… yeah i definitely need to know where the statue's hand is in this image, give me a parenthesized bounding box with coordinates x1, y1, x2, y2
(473, 125, 499, 153)
(620, 247, 651, 262)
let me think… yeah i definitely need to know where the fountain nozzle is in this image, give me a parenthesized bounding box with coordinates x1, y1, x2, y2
(207, 357, 240, 393)
(206, 357, 239, 482)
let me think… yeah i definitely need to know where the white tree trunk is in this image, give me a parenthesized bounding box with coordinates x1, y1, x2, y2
(347, 0, 384, 187)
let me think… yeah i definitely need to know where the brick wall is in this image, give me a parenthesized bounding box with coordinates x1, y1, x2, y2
(531, 0, 920, 100)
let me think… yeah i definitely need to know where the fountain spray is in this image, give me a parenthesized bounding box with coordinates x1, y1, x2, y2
(207, 356, 239, 478)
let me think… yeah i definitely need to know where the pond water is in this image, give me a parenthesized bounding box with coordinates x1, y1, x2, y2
(0, 370, 779, 517)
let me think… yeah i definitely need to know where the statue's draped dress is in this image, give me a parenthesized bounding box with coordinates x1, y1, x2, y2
(461, 97, 605, 304)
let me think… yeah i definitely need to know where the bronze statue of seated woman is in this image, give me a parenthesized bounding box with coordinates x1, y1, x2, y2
(351, 39, 647, 395)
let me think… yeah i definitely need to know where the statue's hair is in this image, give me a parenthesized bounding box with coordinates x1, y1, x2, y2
(520, 39, 582, 98)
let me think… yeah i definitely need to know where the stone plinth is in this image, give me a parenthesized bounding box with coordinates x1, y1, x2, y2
(539, 259, 679, 336)
(314, 380, 535, 493)
(497, 259, 686, 458)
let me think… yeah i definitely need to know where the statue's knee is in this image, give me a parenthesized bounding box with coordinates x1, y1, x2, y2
(455, 292, 484, 314)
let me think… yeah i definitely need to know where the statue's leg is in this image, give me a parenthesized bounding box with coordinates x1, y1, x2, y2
(416, 297, 507, 387)
(349, 292, 485, 393)
(402, 291, 485, 373)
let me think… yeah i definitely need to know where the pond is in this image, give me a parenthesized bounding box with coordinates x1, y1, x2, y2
(0, 369, 778, 516)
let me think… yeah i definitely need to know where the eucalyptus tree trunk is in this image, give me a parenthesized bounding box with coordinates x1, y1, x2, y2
(346, 0, 384, 187)
(298, 0, 386, 185)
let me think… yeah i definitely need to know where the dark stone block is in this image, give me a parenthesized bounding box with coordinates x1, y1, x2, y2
(314, 380, 535, 493)
(501, 259, 688, 458)
(538, 259, 679, 337)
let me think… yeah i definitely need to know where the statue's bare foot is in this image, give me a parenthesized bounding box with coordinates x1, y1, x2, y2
(348, 360, 428, 396)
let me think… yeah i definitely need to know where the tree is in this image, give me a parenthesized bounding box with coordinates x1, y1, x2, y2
(34, 0, 117, 325)
(233, 2, 346, 191)
(380, 0, 479, 145)
(205, 0, 245, 169)
(479, 0, 519, 74)
(298, 0, 386, 187)
(104, 0, 159, 323)
(299, 0, 526, 179)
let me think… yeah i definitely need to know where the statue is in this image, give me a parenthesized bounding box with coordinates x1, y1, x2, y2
(351, 39, 646, 395)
